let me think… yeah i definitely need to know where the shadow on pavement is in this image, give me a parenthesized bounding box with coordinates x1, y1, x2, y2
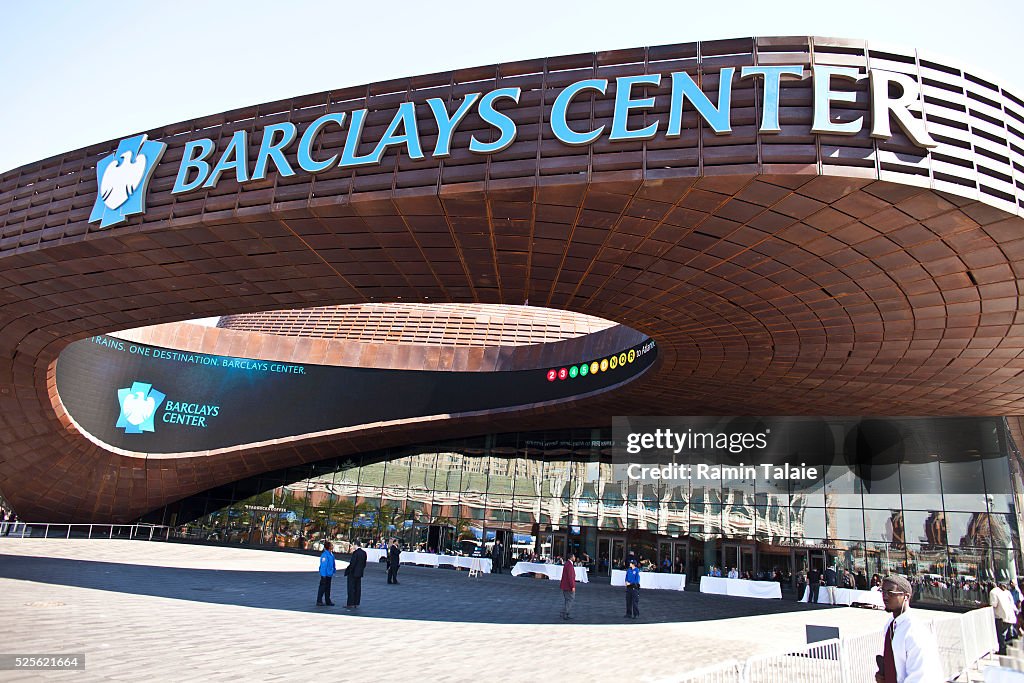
(0, 552, 839, 625)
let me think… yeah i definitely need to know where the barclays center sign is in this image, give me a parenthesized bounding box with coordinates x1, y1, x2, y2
(89, 63, 937, 229)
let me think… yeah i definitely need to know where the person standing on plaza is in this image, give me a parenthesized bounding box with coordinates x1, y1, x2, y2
(491, 539, 504, 574)
(624, 558, 641, 618)
(559, 553, 577, 620)
(386, 538, 401, 585)
(807, 566, 822, 604)
(875, 575, 943, 683)
(344, 540, 368, 609)
(796, 569, 807, 603)
(316, 540, 336, 606)
(824, 562, 838, 605)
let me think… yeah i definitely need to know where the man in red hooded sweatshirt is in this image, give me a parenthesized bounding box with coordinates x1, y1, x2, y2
(560, 554, 577, 620)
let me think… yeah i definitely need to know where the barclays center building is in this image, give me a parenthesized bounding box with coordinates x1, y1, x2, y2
(2, 36, 1024, 609)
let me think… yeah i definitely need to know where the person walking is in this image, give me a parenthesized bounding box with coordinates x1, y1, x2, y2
(316, 540, 336, 606)
(559, 553, 577, 620)
(990, 581, 1019, 654)
(807, 566, 822, 604)
(875, 575, 943, 682)
(624, 558, 641, 618)
(386, 539, 401, 585)
(344, 540, 368, 609)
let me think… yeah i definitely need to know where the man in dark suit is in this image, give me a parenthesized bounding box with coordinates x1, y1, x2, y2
(386, 539, 401, 584)
(345, 540, 368, 608)
(807, 566, 822, 604)
(491, 539, 504, 574)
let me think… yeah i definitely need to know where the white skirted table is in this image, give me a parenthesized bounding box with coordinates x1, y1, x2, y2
(437, 555, 493, 572)
(362, 548, 387, 563)
(699, 576, 782, 599)
(361, 549, 489, 569)
(611, 570, 686, 590)
(801, 586, 884, 608)
(510, 562, 589, 583)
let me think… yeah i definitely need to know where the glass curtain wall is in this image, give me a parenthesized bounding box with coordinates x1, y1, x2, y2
(166, 418, 1022, 608)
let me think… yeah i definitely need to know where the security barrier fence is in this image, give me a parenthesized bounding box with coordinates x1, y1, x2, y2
(678, 607, 997, 683)
(0, 522, 171, 541)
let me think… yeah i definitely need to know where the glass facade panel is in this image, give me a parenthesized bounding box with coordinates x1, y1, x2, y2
(163, 417, 1023, 608)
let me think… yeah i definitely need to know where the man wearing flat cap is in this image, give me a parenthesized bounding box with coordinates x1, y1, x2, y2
(875, 575, 943, 683)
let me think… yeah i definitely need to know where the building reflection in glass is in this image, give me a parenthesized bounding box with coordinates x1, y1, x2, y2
(166, 417, 1023, 609)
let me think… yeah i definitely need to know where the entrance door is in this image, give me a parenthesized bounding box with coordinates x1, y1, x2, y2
(792, 548, 826, 575)
(741, 547, 754, 577)
(722, 542, 756, 576)
(658, 540, 672, 572)
(551, 534, 568, 562)
(597, 535, 626, 572)
(659, 540, 688, 573)
(485, 527, 512, 570)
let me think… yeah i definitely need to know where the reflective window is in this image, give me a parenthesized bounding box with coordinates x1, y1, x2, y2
(165, 418, 1022, 609)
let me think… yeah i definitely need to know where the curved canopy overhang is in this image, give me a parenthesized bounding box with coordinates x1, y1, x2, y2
(2, 36, 1024, 521)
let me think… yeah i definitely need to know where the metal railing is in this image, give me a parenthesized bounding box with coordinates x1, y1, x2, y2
(0, 522, 171, 541)
(677, 607, 997, 683)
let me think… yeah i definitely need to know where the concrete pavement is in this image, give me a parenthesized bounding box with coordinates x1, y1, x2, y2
(0, 539, 899, 682)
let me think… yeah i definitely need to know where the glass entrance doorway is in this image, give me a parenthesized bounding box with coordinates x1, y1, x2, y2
(658, 539, 688, 573)
(792, 548, 827, 576)
(485, 527, 512, 571)
(597, 535, 626, 574)
(722, 542, 756, 576)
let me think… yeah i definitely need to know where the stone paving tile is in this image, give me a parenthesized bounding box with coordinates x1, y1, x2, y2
(0, 540, 903, 682)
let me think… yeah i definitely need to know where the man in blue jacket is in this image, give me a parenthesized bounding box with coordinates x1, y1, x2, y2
(317, 540, 336, 606)
(624, 559, 641, 618)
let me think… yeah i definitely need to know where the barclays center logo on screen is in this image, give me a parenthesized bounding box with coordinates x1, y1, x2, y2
(116, 381, 166, 434)
(89, 134, 166, 229)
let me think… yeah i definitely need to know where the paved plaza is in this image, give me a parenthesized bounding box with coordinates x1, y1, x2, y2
(0, 540, 902, 682)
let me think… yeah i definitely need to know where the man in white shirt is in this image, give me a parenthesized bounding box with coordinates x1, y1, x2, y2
(875, 575, 944, 683)
(989, 582, 1018, 654)
(727, 567, 739, 579)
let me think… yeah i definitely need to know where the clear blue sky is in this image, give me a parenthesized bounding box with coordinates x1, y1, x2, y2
(1, 0, 1021, 174)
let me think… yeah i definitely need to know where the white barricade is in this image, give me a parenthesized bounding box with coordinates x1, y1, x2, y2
(962, 606, 999, 668)
(839, 629, 884, 683)
(674, 662, 743, 683)
(745, 638, 844, 683)
(668, 605, 996, 683)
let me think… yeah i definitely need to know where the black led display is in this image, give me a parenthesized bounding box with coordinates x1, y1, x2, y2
(55, 335, 656, 453)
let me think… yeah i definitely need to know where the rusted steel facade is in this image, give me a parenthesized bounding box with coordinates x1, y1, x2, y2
(2, 36, 1024, 522)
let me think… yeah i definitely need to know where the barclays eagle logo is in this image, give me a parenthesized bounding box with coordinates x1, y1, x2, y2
(116, 381, 165, 434)
(89, 134, 166, 229)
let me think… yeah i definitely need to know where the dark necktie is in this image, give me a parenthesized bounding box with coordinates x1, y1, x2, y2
(883, 620, 899, 683)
